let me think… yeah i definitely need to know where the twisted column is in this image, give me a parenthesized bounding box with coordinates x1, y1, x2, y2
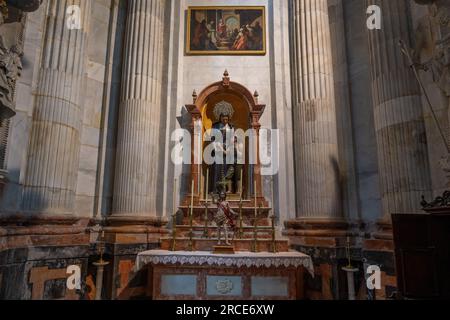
(367, 0, 431, 220)
(290, 0, 342, 219)
(22, 0, 91, 214)
(112, 0, 166, 218)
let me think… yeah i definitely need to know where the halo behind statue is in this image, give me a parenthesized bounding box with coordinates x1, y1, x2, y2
(213, 101, 234, 121)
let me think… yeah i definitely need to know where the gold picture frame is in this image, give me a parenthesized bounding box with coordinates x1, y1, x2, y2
(186, 6, 266, 56)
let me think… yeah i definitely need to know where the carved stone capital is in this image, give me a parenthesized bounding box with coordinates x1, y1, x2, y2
(7, 0, 42, 13)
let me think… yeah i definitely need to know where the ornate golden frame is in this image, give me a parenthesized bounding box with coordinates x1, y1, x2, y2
(186, 6, 267, 56)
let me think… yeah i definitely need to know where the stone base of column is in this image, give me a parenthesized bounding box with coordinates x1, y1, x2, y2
(364, 220, 394, 252)
(105, 215, 169, 246)
(0, 215, 91, 300)
(0, 214, 89, 251)
(284, 218, 353, 300)
(284, 218, 350, 248)
(100, 215, 168, 300)
(284, 218, 397, 300)
(362, 219, 396, 300)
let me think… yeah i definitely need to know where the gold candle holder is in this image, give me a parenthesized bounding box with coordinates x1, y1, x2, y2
(271, 215, 277, 253)
(93, 230, 109, 300)
(345, 236, 353, 268)
(171, 213, 177, 251)
(188, 180, 195, 251)
(203, 168, 209, 238)
(171, 179, 178, 251)
(251, 180, 258, 253)
(238, 168, 244, 239)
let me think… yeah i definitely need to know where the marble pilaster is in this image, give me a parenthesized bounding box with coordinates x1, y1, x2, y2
(22, 0, 91, 215)
(367, 0, 432, 220)
(111, 0, 166, 220)
(290, 0, 342, 220)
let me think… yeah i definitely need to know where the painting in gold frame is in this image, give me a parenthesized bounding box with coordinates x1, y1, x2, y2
(186, 6, 266, 56)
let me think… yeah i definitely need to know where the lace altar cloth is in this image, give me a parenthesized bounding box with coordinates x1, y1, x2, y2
(136, 250, 315, 277)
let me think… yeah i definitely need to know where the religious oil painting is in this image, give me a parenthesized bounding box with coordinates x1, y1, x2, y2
(186, 6, 266, 55)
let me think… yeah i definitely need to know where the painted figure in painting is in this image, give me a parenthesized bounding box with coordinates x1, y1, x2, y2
(233, 26, 249, 50)
(192, 19, 208, 50)
(217, 19, 227, 39)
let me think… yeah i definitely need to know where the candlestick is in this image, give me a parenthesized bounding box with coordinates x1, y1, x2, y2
(203, 169, 209, 238)
(271, 176, 275, 217)
(346, 236, 352, 268)
(254, 180, 257, 210)
(93, 228, 109, 300)
(205, 168, 209, 202)
(239, 168, 243, 197)
(271, 215, 277, 253)
(189, 180, 194, 251)
(252, 180, 258, 252)
(171, 179, 178, 251)
(238, 168, 243, 239)
(171, 213, 177, 251)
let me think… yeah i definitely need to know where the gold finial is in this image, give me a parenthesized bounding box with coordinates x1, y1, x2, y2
(254, 90, 259, 103)
(222, 70, 230, 88)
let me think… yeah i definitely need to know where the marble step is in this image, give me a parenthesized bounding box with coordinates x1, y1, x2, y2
(160, 237, 290, 252)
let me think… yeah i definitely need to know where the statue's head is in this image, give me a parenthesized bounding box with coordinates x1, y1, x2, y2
(219, 113, 230, 126)
(214, 101, 234, 124)
(219, 191, 226, 201)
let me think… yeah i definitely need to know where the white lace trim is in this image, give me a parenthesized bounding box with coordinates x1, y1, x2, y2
(136, 250, 315, 277)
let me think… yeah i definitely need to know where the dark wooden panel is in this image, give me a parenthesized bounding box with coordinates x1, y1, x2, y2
(392, 213, 450, 299)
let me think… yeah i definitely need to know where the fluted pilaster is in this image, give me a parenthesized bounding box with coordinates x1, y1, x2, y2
(367, 0, 431, 219)
(22, 0, 91, 214)
(290, 0, 342, 219)
(112, 0, 166, 217)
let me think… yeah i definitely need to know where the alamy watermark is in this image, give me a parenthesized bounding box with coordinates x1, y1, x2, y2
(171, 128, 279, 176)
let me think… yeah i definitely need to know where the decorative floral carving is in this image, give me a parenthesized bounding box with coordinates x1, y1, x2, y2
(0, 0, 43, 122)
(0, 40, 22, 118)
(0, 0, 8, 23)
(421, 191, 450, 209)
(7, 0, 43, 13)
(413, 1, 450, 101)
(215, 279, 233, 294)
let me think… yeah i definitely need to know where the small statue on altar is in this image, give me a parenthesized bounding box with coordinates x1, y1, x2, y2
(213, 192, 237, 246)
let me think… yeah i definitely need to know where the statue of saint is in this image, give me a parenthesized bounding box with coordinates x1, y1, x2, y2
(213, 192, 237, 246)
(210, 101, 237, 194)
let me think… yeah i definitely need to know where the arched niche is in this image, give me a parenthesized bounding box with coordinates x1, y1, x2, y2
(185, 70, 266, 205)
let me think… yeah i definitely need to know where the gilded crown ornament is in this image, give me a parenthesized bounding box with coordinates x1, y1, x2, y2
(213, 100, 234, 121)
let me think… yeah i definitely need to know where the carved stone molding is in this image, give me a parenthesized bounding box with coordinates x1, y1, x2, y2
(421, 191, 450, 213)
(0, 0, 43, 122)
(7, 0, 42, 13)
